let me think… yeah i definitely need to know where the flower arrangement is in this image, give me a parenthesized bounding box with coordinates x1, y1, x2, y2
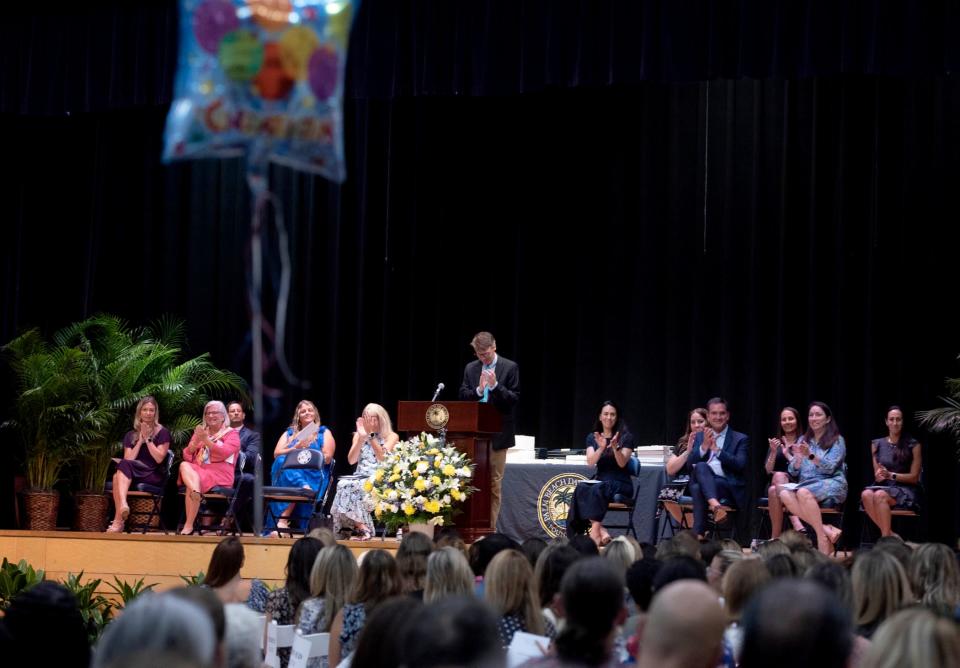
(364, 432, 476, 531)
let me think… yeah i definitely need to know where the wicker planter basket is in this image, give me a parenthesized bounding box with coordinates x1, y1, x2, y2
(22, 489, 60, 530)
(129, 496, 162, 529)
(73, 492, 109, 532)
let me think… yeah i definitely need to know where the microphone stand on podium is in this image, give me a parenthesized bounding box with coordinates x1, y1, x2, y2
(396, 399, 501, 542)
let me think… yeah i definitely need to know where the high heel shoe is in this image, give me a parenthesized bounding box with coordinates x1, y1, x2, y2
(179, 526, 195, 536)
(105, 520, 124, 533)
(120, 503, 130, 520)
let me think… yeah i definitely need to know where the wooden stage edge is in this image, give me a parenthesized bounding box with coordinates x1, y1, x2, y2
(0, 530, 400, 602)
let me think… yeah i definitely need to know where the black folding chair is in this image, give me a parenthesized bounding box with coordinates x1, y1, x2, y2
(262, 452, 336, 537)
(105, 449, 175, 534)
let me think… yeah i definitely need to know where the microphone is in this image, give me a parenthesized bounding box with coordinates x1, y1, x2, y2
(431, 382, 445, 401)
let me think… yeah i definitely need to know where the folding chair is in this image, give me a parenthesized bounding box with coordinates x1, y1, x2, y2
(288, 630, 330, 668)
(105, 449, 175, 534)
(262, 453, 336, 536)
(178, 451, 247, 535)
(601, 456, 642, 539)
(265, 620, 296, 668)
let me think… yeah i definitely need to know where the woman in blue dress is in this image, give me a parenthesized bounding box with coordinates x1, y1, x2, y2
(778, 401, 847, 555)
(565, 400, 635, 547)
(269, 400, 336, 531)
(330, 403, 399, 539)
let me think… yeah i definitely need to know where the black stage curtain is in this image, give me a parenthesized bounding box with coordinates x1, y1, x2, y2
(2, 2, 959, 540)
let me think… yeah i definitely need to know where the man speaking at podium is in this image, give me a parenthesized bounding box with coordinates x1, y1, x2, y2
(459, 331, 520, 530)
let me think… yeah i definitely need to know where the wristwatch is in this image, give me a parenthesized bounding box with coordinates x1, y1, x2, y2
(892, 472, 897, 482)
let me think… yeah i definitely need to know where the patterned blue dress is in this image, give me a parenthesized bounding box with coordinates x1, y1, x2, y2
(330, 435, 381, 535)
(787, 436, 847, 505)
(268, 425, 330, 529)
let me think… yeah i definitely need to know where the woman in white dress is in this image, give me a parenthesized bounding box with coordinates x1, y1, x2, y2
(330, 403, 399, 539)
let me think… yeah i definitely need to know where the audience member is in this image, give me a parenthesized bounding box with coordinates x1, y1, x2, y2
(396, 531, 433, 598)
(425, 546, 476, 603)
(329, 548, 401, 665)
(722, 559, 771, 663)
(907, 542, 960, 616)
(1, 581, 90, 668)
(404, 596, 505, 668)
(223, 603, 262, 668)
(636, 580, 725, 668)
(484, 548, 554, 647)
(860, 607, 960, 668)
(852, 549, 914, 639)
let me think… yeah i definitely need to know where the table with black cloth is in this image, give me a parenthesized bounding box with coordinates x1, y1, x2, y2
(496, 461, 664, 544)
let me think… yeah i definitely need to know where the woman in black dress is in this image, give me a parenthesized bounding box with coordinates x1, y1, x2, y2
(566, 400, 635, 546)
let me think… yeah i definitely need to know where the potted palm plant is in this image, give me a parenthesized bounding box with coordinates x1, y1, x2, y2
(917, 355, 960, 461)
(54, 314, 248, 530)
(2, 331, 111, 529)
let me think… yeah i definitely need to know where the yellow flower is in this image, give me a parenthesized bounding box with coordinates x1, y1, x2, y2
(362, 479, 373, 493)
(431, 476, 441, 487)
(442, 464, 457, 476)
(374, 469, 384, 482)
(424, 500, 441, 514)
(402, 503, 415, 516)
(426, 448, 440, 455)
(374, 506, 382, 518)
(450, 489, 462, 501)
(388, 474, 400, 483)
(414, 478, 427, 492)
(393, 464, 403, 475)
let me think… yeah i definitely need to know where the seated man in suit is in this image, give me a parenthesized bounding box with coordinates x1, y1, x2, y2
(224, 401, 262, 532)
(683, 397, 749, 538)
(458, 331, 520, 530)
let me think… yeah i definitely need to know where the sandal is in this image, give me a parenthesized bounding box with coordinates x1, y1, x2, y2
(105, 520, 124, 533)
(179, 526, 195, 536)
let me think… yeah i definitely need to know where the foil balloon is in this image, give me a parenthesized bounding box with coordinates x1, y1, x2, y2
(163, 0, 358, 182)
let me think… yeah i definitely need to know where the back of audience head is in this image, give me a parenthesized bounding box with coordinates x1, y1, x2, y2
(0, 581, 90, 668)
(425, 546, 475, 603)
(852, 548, 914, 636)
(638, 580, 725, 668)
(739, 579, 852, 668)
(520, 537, 548, 568)
(764, 553, 799, 579)
(203, 536, 245, 589)
(568, 533, 600, 557)
(284, 536, 324, 611)
(626, 557, 662, 613)
(860, 606, 960, 668)
(403, 595, 504, 668)
(779, 529, 812, 552)
(874, 535, 913, 571)
(806, 560, 855, 618)
(305, 527, 337, 547)
(535, 544, 581, 609)
(907, 542, 960, 615)
(434, 527, 468, 557)
(652, 555, 707, 593)
(722, 558, 771, 622)
(637, 541, 658, 560)
(656, 530, 702, 562)
(469, 532, 517, 577)
(166, 586, 226, 663)
(352, 548, 400, 609)
(707, 549, 744, 591)
(602, 536, 637, 573)
(93, 593, 215, 668)
(719, 538, 742, 553)
(351, 596, 424, 668)
(699, 539, 723, 569)
(484, 548, 545, 635)
(396, 531, 433, 593)
(223, 603, 262, 668)
(756, 539, 790, 560)
(555, 557, 627, 666)
(305, 544, 358, 630)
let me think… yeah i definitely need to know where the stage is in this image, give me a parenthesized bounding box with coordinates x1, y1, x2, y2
(0, 530, 399, 602)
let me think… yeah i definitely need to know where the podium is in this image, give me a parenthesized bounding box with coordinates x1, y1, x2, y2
(397, 401, 501, 542)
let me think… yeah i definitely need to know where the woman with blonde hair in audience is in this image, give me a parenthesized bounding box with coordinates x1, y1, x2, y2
(602, 536, 637, 575)
(707, 549, 744, 592)
(296, 544, 359, 667)
(328, 549, 400, 666)
(861, 607, 960, 668)
(485, 549, 555, 647)
(396, 531, 433, 598)
(852, 549, 914, 639)
(907, 542, 960, 616)
(722, 558, 772, 663)
(424, 546, 475, 603)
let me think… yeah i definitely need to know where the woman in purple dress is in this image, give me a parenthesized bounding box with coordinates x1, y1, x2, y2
(861, 406, 923, 538)
(106, 396, 171, 532)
